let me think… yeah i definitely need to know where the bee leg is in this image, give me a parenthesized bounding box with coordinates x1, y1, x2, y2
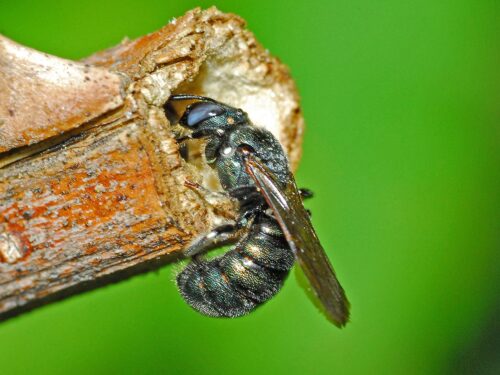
(184, 223, 242, 257)
(164, 101, 192, 159)
(164, 100, 180, 124)
(184, 180, 230, 201)
(298, 188, 313, 217)
(229, 185, 266, 207)
(178, 142, 189, 161)
(182, 180, 246, 257)
(229, 186, 267, 226)
(299, 188, 314, 200)
(184, 202, 263, 259)
(183, 184, 265, 257)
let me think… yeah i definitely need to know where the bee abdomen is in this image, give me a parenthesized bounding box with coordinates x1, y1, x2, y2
(219, 249, 286, 303)
(238, 215, 294, 271)
(176, 261, 221, 317)
(176, 216, 295, 317)
(177, 259, 256, 318)
(239, 232, 294, 271)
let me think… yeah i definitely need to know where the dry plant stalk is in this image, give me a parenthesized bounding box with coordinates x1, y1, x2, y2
(0, 7, 304, 320)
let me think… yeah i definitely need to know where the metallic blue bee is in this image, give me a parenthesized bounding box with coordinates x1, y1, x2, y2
(167, 94, 349, 327)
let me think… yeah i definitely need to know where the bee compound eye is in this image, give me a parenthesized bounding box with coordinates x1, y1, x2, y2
(184, 102, 224, 127)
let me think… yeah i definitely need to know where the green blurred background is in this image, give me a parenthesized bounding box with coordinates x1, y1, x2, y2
(0, 1, 498, 374)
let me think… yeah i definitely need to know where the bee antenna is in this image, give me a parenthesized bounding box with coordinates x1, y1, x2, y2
(168, 94, 219, 103)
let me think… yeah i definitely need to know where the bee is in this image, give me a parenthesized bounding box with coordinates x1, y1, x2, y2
(166, 94, 350, 327)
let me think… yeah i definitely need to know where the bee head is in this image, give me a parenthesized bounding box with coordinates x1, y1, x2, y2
(168, 95, 249, 136)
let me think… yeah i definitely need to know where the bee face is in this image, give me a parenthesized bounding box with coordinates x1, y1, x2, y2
(175, 96, 250, 137)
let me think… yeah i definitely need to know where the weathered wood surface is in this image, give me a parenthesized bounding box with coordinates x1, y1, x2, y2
(0, 36, 124, 153)
(0, 7, 304, 320)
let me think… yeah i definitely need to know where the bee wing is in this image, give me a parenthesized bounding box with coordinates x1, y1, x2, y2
(243, 153, 350, 327)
